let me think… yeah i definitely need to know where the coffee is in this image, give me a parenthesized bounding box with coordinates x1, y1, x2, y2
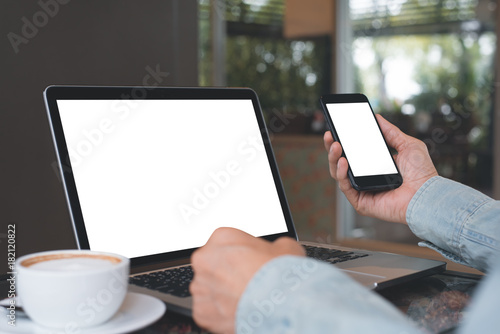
(22, 254, 120, 272)
(16, 250, 129, 329)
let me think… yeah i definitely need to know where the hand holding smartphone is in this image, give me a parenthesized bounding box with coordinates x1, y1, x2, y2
(320, 93, 402, 191)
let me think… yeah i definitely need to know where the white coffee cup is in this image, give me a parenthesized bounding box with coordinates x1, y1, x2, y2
(16, 249, 130, 329)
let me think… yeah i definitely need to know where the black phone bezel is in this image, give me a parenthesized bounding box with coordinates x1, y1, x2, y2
(319, 93, 403, 191)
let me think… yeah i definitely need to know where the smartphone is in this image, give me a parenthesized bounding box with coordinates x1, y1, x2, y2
(319, 93, 402, 191)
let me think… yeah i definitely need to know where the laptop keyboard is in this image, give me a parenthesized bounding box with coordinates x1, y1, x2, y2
(129, 265, 194, 298)
(304, 245, 370, 264)
(129, 246, 369, 298)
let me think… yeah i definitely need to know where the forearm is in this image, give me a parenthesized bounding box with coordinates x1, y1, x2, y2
(236, 256, 421, 334)
(406, 176, 500, 272)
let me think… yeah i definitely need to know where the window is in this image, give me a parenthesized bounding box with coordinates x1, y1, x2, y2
(198, 0, 499, 245)
(199, 0, 331, 129)
(198, 0, 337, 242)
(338, 0, 498, 242)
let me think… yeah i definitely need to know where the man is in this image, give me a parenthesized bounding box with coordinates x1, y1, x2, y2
(189, 115, 500, 333)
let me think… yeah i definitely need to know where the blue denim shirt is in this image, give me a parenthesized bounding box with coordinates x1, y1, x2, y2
(407, 176, 500, 272)
(236, 176, 500, 333)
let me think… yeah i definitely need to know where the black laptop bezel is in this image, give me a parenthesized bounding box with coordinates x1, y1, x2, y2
(44, 85, 297, 267)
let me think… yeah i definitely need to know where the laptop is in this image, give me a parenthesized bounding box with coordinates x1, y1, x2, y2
(43, 85, 445, 315)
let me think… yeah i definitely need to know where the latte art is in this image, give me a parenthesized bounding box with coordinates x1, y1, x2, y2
(30, 258, 116, 271)
(21, 253, 121, 272)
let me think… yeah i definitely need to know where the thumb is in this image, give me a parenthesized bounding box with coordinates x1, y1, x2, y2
(375, 114, 408, 152)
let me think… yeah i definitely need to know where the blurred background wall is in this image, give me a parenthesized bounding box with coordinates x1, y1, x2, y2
(0, 0, 198, 276)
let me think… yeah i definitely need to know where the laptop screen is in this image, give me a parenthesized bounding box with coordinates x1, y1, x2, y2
(45, 87, 295, 263)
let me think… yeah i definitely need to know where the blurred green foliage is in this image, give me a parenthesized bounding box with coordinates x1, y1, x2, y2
(353, 33, 495, 191)
(225, 36, 330, 115)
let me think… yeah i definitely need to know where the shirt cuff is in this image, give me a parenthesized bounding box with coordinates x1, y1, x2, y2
(406, 176, 498, 271)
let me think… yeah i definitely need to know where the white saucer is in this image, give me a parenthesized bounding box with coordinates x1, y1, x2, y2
(0, 292, 166, 334)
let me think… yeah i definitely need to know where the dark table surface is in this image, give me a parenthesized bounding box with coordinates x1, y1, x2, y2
(131, 270, 481, 334)
(0, 269, 481, 333)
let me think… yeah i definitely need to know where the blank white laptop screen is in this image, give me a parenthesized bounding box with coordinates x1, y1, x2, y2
(56, 99, 288, 258)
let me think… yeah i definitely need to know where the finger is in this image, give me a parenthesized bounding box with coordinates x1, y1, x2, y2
(189, 276, 204, 296)
(190, 278, 212, 321)
(192, 296, 217, 331)
(327, 141, 343, 179)
(336, 157, 351, 192)
(190, 248, 208, 274)
(273, 237, 305, 256)
(375, 114, 408, 152)
(323, 131, 334, 152)
(335, 157, 361, 206)
(206, 227, 254, 247)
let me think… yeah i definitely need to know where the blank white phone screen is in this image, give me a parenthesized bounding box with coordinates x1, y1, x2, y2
(325, 102, 397, 177)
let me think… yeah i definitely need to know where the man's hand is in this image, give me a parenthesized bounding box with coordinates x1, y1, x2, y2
(324, 114, 438, 224)
(190, 227, 305, 334)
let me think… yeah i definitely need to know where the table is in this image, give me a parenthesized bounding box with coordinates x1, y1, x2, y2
(378, 271, 480, 333)
(133, 270, 481, 334)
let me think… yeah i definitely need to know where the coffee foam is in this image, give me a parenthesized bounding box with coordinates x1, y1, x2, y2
(21, 253, 121, 272)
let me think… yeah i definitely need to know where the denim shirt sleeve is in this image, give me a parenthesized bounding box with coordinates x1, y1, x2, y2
(406, 176, 500, 272)
(236, 255, 421, 334)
